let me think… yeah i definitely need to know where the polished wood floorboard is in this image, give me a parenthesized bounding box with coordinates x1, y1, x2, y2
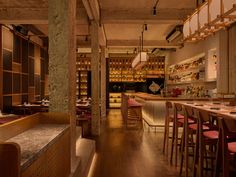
(90, 109, 179, 177)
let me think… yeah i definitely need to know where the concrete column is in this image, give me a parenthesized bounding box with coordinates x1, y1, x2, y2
(228, 24, 236, 94)
(48, 0, 77, 166)
(217, 29, 229, 94)
(101, 47, 107, 119)
(90, 20, 100, 135)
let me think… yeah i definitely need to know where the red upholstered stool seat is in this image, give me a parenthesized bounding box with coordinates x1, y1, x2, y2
(189, 124, 209, 131)
(203, 130, 219, 139)
(228, 142, 236, 153)
(178, 118, 195, 124)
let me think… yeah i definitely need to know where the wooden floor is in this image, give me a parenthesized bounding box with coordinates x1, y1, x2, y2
(89, 109, 179, 177)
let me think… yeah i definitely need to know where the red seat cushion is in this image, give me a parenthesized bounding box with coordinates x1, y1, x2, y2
(178, 118, 195, 124)
(177, 114, 184, 119)
(189, 124, 209, 130)
(203, 130, 219, 139)
(228, 142, 236, 153)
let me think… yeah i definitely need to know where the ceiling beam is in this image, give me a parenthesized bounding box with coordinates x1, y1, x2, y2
(77, 39, 181, 48)
(0, 7, 88, 24)
(107, 40, 181, 48)
(99, 25, 106, 47)
(82, 0, 100, 21)
(101, 8, 194, 24)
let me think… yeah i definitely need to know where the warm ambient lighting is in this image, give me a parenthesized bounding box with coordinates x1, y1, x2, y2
(132, 52, 149, 70)
(183, 0, 236, 42)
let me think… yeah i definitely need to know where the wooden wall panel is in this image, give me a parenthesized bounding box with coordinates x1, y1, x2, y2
(21, 39, 28, 73)
(0, 26, 2, 110)
(3, 72, 12, 94)
(2, 27, 13, 50)
(3, 49, 12, 71)
(1, 26, 48, 110)
(229, 24, 236, 93)
(41, 59, 45, 81)
(12, 94, 21, 105)
(28, 87, 35, 103)
(44, 75, 49, 96)
(13, 73, 21, 93)
(3, 96, 12, 112)
(35, 75, 40, 96)
(29, 58, 35, 86)
(13, 35, 21, 63)
(34, 46, 40, 75)
(12, 63, 21, 73)
(28, 42, 34, 57)
(22, 74, 28, 94)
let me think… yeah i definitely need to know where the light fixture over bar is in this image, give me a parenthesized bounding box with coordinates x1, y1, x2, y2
(183, 0, 236, 42)
(132, 24, 149, 70)
(132, 52, 149, 70)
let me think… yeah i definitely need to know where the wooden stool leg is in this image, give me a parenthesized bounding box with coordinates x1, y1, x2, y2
(170, 119, 175, 165)
(163, 116, 168, 153)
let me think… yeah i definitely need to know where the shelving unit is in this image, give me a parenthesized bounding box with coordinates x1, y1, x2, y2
(109, 93, 122, 108)
(167, 53, 206, 84)
(109, 56, 165, 83)
(0, 26, 48, 112)
(166, 53, 217, 97)
(76, 71, 91, 99)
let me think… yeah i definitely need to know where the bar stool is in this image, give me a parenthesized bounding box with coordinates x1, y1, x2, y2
(179, 105, 200, 177)
(170, 103, 194, 166)
(193, 109, 219, 177)
(163, 101, 184, 157)
(215, 116, 236, 177)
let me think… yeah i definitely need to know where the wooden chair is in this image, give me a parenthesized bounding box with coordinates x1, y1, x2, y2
(215, 116, 236, 177)
(179, 105, 198, 177)
(193, 109, 219, 177)
(163, 101, 184, 157)
(170, 103, 191, 166)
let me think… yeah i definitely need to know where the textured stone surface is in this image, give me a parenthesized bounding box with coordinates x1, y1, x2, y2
(7, 124, 69, 171)
(101, 47, 106, 119)
(48, 0, 77, 162)
(90, 20, 101, 135)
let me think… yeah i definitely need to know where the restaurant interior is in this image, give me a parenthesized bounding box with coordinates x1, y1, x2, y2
(1, 0, 236, 177)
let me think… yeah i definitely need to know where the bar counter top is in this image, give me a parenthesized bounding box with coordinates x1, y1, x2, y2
(132, 92, 216, 101)
(6, 124, 70, 171)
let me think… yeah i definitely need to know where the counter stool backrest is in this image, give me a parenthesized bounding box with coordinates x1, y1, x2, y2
(184, 105, 194, 118)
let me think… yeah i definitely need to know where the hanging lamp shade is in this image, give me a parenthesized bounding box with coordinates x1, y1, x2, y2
(183, 0, 236, 42)
(132, 52, 149, 70)
(183, 19, 190, 39)
(209, 0, 221, 23)
(223, 0, 236, 18)
(199, 3, 208, 29)
(189, 12, 198, 36)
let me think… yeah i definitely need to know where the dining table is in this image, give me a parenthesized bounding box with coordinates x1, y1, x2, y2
(12, 103, 49, 115)
(173, 101, 236, 119)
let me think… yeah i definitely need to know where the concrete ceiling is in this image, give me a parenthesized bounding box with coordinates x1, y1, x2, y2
(0, 0, 197, 53)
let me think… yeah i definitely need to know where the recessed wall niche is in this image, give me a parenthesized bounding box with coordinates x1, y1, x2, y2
(0, 25, 49, 111)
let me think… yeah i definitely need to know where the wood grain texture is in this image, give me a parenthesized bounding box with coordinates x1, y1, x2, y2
(0, 143, 21, 177)
(91, 109, 179, 177)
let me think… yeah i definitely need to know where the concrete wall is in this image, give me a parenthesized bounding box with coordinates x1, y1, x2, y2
(169, 32, 220, 66)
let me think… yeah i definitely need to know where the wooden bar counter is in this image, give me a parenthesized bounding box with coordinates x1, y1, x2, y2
(0, 113, 71, 177)
(131, 92, 225, 128)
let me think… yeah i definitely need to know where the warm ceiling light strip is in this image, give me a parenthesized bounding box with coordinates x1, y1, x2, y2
(183, 0, 236, 42)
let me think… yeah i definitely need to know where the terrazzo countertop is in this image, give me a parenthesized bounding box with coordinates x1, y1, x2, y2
(6, 124, 70, 171)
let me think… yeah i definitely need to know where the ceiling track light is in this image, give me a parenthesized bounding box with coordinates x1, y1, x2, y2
(153, 0, 160, 16)
(153, 7, 157, 16)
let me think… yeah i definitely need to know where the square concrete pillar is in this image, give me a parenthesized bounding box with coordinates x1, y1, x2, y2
(48, 0, 77, 168)
(90, 20, 101, 136)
